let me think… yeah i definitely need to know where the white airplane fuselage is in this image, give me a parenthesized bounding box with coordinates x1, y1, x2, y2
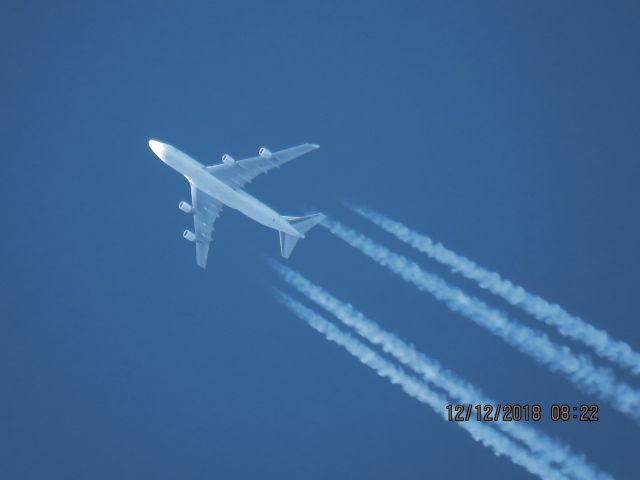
(149, 140, 302, 238)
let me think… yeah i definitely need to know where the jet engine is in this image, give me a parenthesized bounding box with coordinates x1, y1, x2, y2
(178, 201, 194, 214)
(183, 230, 197, 242)
(222, 154, 235, 165)
(258, 147, 272, 159)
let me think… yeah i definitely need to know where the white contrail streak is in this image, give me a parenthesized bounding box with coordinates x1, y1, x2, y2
(350, 204, 640, 376)
(270, 262, 611, 480)
(322, 218, 640, 422)
(275, 292, 570, 480)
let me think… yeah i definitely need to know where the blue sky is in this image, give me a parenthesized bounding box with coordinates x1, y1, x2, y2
(2, 1, 640, 478)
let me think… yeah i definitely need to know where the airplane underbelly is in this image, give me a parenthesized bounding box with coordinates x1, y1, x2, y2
(197, 181, 276, 225)
(235, 197, 281, 229)
(196, 176, 238, 205)
(194, 175, 290, 232)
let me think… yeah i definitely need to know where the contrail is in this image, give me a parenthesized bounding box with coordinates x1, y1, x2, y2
(270, 262, 611, 480)
(350, 204, 640, 376)
(275, 292, 570, 480)
(322, 217, 640, 422)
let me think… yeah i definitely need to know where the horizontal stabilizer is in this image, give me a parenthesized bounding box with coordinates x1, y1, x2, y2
(279, 213, 325, 258)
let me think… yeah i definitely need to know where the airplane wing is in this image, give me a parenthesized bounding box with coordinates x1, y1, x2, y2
(190, 183, 223, 268)
(205, 143, 319, 189)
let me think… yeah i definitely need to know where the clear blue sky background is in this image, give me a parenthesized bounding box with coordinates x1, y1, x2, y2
(2, 1, 639, 478)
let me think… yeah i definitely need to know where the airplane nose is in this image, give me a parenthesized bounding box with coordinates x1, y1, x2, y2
(148, 139, 166, 159)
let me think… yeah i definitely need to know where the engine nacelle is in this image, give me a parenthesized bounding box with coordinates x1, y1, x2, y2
(222, 153, 235, 165)
(183, 230, 197, 242)
(258, 147, 272, 159)
(178, 201, 194, 214)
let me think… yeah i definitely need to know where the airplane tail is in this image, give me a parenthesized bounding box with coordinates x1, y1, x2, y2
(279, 213, 326, 259)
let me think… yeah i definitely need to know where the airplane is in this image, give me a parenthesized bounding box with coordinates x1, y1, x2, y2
(149, 139, 325, 268)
